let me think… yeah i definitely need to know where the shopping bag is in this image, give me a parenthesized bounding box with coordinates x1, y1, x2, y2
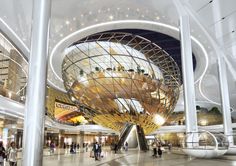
(90, 151, 94, 158)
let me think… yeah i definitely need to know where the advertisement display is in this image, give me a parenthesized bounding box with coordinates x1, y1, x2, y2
(54, 101, 78, 121)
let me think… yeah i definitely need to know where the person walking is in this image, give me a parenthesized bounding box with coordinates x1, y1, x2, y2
(7, 142, 18, 166)
(168, 142, 172, 152)
(0, 141, 6, 166)
(152, 141, 157, 157)
(70, 142, 75, 154)
(93, 142, 99, 161)
(98, 143, 102, 159)
(85, 143, 88, 152)
(114, 143, 118, 154)
(50, 141, 55, 154)
(125, 142, 128, 151)
(157, 145, 163, 158)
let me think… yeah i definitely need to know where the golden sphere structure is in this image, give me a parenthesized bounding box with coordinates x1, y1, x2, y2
(62, 32, 181, 134)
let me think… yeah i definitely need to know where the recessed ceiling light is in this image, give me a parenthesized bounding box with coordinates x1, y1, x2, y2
(65, 20, 70, 25)
(109, 15, 114, 20)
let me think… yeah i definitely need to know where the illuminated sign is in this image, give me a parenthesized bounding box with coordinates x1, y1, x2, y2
(54, 101, 78, 120)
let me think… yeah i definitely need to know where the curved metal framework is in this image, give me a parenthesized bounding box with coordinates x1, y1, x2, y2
(62, 32, 181, 134)
(182, 131, 229, 158)
(0, 32, 28, 103)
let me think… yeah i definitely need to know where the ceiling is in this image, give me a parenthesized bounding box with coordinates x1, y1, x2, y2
(0, 0, 236, 114)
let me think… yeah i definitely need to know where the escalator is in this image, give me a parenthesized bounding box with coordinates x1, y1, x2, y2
(116, 123, 133, 150)
(136, 125, 148, 151)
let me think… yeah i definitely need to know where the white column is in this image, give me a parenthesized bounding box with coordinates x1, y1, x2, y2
(179, 15, 198, 133)
(218, 56, 234, 146)
(22, 0, 51, 165)
(79, 131, 85, 152)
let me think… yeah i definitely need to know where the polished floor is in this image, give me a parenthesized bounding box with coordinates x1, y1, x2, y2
(4, 148, 236, 166)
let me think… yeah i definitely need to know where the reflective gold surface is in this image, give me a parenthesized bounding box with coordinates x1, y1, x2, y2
(62, 32, 181, 134)
(71, 71, 177, 133)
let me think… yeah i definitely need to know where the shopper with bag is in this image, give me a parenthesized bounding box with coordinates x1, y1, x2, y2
(93, 142, 99, 161)
(7, 142, 18, 166)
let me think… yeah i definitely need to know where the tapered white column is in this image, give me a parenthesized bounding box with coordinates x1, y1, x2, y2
(218, 56, 234, 146)
(79, 131, 85, 152)
(179, 15, 198, 133)
(22, 0, 51, 165)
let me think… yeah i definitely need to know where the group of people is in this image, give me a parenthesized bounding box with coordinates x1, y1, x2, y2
(69, 142, 78, 154)
(152, 141, 163, 158)
(62, 142, 89, 153)
(0, 141, 18, 166)
(111, 141, 128, 154)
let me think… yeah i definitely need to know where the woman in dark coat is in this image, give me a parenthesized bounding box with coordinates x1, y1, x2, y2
(157, 145, 162, 158)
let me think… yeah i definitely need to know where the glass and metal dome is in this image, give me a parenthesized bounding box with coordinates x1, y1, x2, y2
(182, 131, 229, 158)
(62, 32, 181, 134)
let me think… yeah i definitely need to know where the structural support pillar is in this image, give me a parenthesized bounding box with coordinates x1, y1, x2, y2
(218, 56, 234, 146)
(179, 15, 198, 134)
(22, 0, 51, 165)
(79, 131, 85, 152)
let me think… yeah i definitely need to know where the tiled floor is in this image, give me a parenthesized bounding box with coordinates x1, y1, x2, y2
(4, 148, 236, 166)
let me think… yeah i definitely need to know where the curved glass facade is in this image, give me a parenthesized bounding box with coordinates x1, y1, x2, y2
(0, 32, 28, 103)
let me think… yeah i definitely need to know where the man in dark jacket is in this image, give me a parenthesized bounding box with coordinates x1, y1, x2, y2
(93, 142, 99, 160)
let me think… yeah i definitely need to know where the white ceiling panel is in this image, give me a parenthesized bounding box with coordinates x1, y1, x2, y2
(194, 0, 236, 27)
(226, 44, 236, 59)
(188, 0, 211, 11)
(209, 12, 236, 38)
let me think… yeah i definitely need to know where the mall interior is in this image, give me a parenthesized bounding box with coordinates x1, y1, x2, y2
(0, 0, 236, 165)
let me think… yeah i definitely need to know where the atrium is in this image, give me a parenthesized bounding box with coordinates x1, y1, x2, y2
(0, 0, 236, 165)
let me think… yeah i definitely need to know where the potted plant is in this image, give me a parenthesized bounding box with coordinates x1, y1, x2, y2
(128, 69, 134, 72)
(137, 65, 141, 74)
(95, 67, 100, 72)
(80, 69, 84, 76)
